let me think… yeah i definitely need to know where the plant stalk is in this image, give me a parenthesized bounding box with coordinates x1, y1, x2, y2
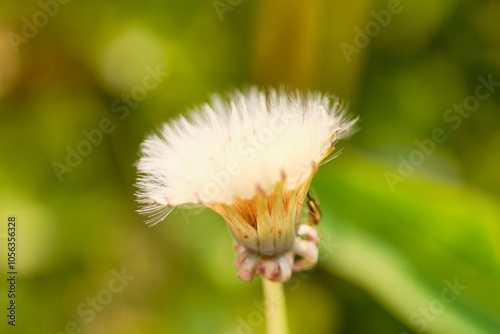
(262, 278, 289, 334)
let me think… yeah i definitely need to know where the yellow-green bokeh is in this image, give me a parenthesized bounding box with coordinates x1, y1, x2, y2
(1, 0, 499, 333)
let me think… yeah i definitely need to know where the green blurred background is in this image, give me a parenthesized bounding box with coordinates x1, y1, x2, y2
(1, 0, 499, 333)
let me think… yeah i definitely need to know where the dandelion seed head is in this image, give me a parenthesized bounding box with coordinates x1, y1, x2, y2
(135, 86, 358, 281)
(136, 87, 357, 218)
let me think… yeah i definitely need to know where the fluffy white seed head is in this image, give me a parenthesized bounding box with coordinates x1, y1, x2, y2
(136, 87, 357, 224)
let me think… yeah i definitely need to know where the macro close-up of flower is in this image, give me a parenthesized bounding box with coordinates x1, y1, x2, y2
(136, 88, 357, 283)
(2, 1, 500, 333)
(135, 88, 357, 332)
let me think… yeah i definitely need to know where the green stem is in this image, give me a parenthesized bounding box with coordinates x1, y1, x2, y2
(262, 278, 289, 334)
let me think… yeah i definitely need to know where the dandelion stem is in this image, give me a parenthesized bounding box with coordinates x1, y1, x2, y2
(262, 278, 289, 334)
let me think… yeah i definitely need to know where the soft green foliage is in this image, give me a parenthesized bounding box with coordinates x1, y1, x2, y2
(0, 0, 499, 333)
